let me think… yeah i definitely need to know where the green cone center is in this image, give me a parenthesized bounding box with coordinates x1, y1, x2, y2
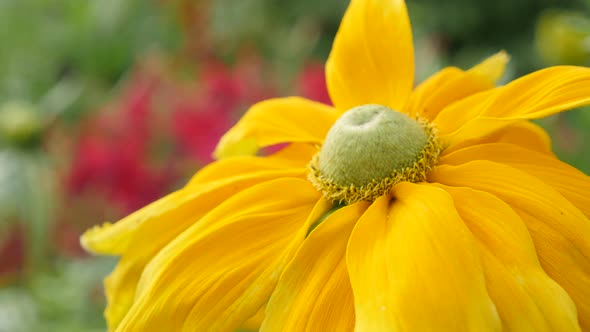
(318, 104, 428, 187)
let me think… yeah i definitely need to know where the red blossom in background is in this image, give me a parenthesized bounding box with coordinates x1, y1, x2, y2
(66, 56, 275, 217)
(296, 62, 331, 105)
(0, 227, 24, 282)
(67, 67, 174, 215)
(170, 106, 232, 163)
(170, 57, 273, 162)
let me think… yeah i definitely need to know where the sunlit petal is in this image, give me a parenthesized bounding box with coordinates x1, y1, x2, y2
(326, 0, 414, 112)
(115, 179, 324, 332)
(347, 184, 500, 332)
(435, 66, 590, 148)
(407, 52, 508, 120)
(187, 143, 315, 187)
(261, 201, 369, 332)
(435, 184, 580, 331)
(214, 97, 338, 158)
(83, 156, 307, 329)
(440, 143, 590, 217)
(430, 161, 590, 329)
(442, 121, 553, 155)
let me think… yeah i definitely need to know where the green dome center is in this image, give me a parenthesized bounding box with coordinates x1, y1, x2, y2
(318, 104, 428, 187)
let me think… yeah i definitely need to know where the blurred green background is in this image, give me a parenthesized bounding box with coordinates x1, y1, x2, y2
(0, 0, 589, 330)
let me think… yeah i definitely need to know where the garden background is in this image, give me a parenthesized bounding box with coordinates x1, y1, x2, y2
(0, 0, 589, 331)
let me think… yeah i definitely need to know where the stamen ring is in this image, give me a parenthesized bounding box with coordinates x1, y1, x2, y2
(308, 119, 443, 205)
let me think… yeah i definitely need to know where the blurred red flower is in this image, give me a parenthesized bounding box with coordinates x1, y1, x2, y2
(296, 62, 331, 105)
(66, 56, 274, 217)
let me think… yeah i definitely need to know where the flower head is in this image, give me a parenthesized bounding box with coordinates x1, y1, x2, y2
(83, 0, 590, 331)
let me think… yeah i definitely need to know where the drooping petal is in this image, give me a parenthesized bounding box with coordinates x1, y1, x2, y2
(214, 97, 338, 158)
(83, 156, 308, 330)
(82, 154, 307, 256)
(479, 66, 590, 119)
(435, 66, 590, 148)
(406, 52, 509, 120)
(468, 50, 510, 83)
(347, 184, 501, 332)
(442, 121, 553, 155)
(188, 143, 316, 187)
(405, 66, 463, 116)
(440, 143, 590, 217)
(433, 88, 497, 135)
(115, 179, 325, 332)
(430, 161, 590, 330)
(435, 184, 580, 331)
(81, 189, 193, 256)
(261, 201, 369, 332)
(326, 0, 414, 112)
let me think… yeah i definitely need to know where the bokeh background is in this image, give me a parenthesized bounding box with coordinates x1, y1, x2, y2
(0, 0, 589, 331)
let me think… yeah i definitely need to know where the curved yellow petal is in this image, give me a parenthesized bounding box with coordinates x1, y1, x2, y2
(116, 179, 324, 332)
(442, 121, 553, 155)
(407, 52, 509, 120)
(261, 201, 369, 332)
(84, 157, 307, 330)
(188, 143, 316, 187)
(326, 0, 414, 112)
(405, 66, 464, 117)
(347, 184, 501, 332)
(436, 66, 590, 148)
(430, 161, 590, 330)
(440, 143, 590, 217)
(214, 97, 338, 158)
(102, 260, 140, 331)
(468, 51, 510, 83)
(433, 88, 496, 136)
(80, 189, 189, 255)
(482, 66, 590, 119)
(104, 172, 309, 329)
(82, 154, 307, 256)
(435, 184, 580, 331)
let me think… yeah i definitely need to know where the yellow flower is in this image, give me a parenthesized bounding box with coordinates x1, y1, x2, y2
(82, 0, 590, 331)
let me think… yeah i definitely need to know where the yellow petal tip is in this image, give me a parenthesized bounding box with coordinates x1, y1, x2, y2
(80, 222, 116, 255)
(213, 135, 259, 160)
(471, 50, 511, 83)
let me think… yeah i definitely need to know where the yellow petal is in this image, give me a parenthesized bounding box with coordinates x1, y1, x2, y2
(433, 88, 496, 136)
(104, 174, 308, 329)
(442, 121, 553, 155)
(407, 52, 509, 120)
(116, 179, 324, 332)
(188, 143, 315, 187)
(482, 66, 590, 119)
(80, 189, 188, 255)
(347, 184, 501, 332)
(214, 97, 338, 159)
(430, 161, 590, 330)
(261, 201, 369, 332)
(85, 158, 307, 329)
(440, 143, 590, 217)
(436, 66, 590, 148)
(405, 66, 464, 117)
(326, 0, 414, 112)
(435, 184, 580, 331)
(82, 156, 306, 256)
(468, 51, 510, 83)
